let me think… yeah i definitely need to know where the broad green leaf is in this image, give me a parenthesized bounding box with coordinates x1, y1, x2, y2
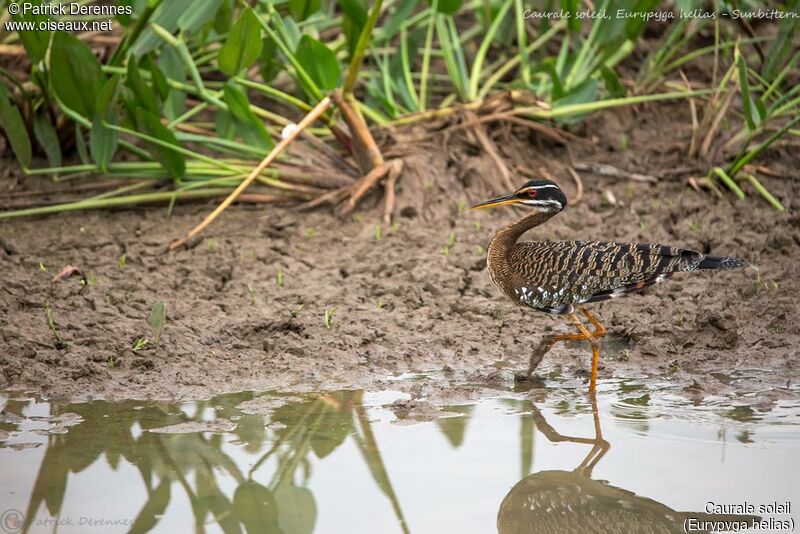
(382, 0, 419, 40)
(223, 82, 273, 149)
(275, 484, 316, 534)
(0, 84, 32, 168)
(258, 36, 282, 83)
(233, 482, 279, 532)
(137, 108, 186, 179)
(90, 114, 119, 171)
(295, 35, 341, 91)
(215, 108, 236, 139)
(217, 7, 263, 76)
(132, 0, 195, 56)
(158, 47, 186, 121)
(50, 31, 104, 118)
(177, 0, 223, 32)
(32, 113, 62, 168)
(340, 0, 367, 56)
(143, 55, 169, 101)
(214, 0, 234, 34)
(96, 75, 120, 118)
(288, 0, 321, 21)
(600, 66, 625, 98)
(126, 58, 159, 114)
(10, 0, 51, 62)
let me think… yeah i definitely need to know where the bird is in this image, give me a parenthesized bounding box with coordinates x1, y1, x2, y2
(472, 178, 746, 391)
(497, 395, 760, 533)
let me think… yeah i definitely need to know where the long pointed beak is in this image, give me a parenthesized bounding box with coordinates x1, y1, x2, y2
(470, 194, 520, 210)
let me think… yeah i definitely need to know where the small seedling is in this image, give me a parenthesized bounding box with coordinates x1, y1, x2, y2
(291, 304, 304, 318)
(457, 200, 466, 213)
(669, 360, 680, 372)
(376, 299, 384, 310)
(44, 302, 66, 349)
(38, 262, 47, 272)
(276, 269, 284, 288)
(390, 223, 399, 233)
(443, 245, 450, 257)
(132, 337, 149, 352)
(355, 213, 364, 223)
(688, 221, 700, 233)
(619, 133, 629, 150)
(323, 307, 337, 329)
(107, 355, 119, 368)
(118, 254, 127, 271)
(246, 283, 257, 304)
(374, 225, 383, 240)
(474, 221, 481, 231)
(476, 245, 485, 255)
(206, 239, 218, 253)
(305, 228, 315, 238)
(148, 301, 166, 345)
(447, 232, 456, 246)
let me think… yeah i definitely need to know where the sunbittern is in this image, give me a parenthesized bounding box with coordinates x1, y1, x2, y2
(472, 179, 746, 391)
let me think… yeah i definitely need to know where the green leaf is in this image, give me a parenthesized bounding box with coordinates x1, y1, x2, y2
(214, 0, 234, 34)
(126, 58, 159, 114)
(158, 47, 186, 121)
(132, 0, 195, 56)
(148, 301, 166, 344)
(339, 0, 367, 55)
(32, 113, 61, 169)
(217, 7, 263, 76)
(96, 75, 120, 118)
(50, 31, 104, 118)
(90, 114, 119, 171)
(137, 108, 186, 179)
(177, 0, 223, 32)
(258, 36, 282, 83)
(215, 108, 236, 139)
(75, 125, 91, 164)
(429, 0, 460, 14)
(382, 0, 419, 40)
(288, 0, 321, 21)
(223, 82, 273, 149)
(143, 55, 169, 101)
(10, 0, 51, 62)
(600, 66, 625, 98)
(737, 52, 759, 132)
(0, 84, 32, 168)
(295, 35, 341, 91)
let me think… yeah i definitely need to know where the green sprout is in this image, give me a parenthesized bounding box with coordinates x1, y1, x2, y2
(374, 225, 383, 240)
(246, 283, 257, 304)
(44, 302, 66, 349)
(118, 254, 127, 271)
(324, 307, 337, 329)
(132, 337, 149, 352)
(276, 269, 284, 288)
(148, 301, 166, 345)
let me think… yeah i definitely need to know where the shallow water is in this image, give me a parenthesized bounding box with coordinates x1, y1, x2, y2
(1, 380, 799, 534)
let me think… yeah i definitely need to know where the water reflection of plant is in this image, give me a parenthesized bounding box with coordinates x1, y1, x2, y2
(6, 390, 410, 534)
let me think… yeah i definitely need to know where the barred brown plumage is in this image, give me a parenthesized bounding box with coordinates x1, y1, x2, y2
(472, 179, 747, 391)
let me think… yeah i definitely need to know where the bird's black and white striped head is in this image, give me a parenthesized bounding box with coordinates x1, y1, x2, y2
(471, 179, 567, 213)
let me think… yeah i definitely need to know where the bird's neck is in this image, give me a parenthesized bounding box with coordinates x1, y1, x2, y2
(486, 210, 558, 292)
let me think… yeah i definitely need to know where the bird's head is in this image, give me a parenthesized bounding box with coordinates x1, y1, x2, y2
(470, 179, 567, 213)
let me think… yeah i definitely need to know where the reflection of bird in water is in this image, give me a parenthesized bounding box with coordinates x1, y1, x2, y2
(497, 395, 759, 534)
(472, 180, 746, 391)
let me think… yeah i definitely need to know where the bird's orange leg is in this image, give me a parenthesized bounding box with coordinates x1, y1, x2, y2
(527, 328, 591, 379)
(578, 306, 606, 338)
(568, 313, 601, 392)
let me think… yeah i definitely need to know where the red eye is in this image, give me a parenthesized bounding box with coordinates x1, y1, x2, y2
(527, 190, 537, 198)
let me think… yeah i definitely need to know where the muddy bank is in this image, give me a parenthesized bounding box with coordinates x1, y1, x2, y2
(1, 103, 799, 404)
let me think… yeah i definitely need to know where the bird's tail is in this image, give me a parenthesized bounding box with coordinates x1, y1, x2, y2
(696, 254, 747, 270)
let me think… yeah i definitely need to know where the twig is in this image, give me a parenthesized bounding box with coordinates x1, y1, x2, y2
(467, 111, 514, 191)
(332, 90, 384, 172)
(169, 96, 332, 251)
(566, 166, 584, 204)
(572, 162, 657, 183)
(383, 161, 401, 224)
